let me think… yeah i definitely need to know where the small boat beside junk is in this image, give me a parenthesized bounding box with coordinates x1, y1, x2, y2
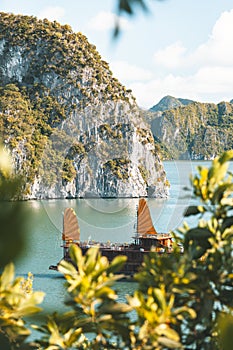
(49, 199, 174, 275)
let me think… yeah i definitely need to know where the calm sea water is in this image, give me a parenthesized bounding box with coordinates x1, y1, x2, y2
(14, 160, 218, 320)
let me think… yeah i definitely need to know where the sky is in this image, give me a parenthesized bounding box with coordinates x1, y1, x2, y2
(1, 0, 233, 109)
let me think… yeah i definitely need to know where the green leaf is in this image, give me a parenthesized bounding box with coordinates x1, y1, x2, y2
(106, 255, 127, 274)
(184, 205, 206, 217)
(99, 302, 132, 314)
(156, 323, 180, 341)
(218, 315, 233, 350)
(174, 305, 196, 320)
(212, 184, 233, 204)
(118, 0, 133, 14)
(218, 150, 233, 164)
(58, 259, 78, 276)
(151, 288, 166, 311)
(185, 227, 213, 242)
(69, 244, 83, 269)
(221, 198, 233, 206)
(191, 245, 207, 260)
(0, 263, 14, 290)
(14, 291, 44, 316)
(27, 291, 45, 305)
(68, 327, 83, 345)
(221, 216, 233, 232)
(14, 305, 43, 318)
(208, 162, 229, 185)
(0, 332, 11, 350)
(95, 286, 116, 299)
(158, 335, 182, 349)
(85, 247, 100, 274)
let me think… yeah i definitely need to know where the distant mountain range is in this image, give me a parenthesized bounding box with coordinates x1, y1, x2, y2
(147, 96, 233, 160)
(150, 95, 195, 112)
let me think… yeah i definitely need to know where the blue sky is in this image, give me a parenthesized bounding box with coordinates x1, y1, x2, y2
(1, 0, 233, 108)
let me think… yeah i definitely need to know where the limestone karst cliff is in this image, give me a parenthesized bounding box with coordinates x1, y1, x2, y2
(0, 12, 169, 199)
(148, 97, 233, 160)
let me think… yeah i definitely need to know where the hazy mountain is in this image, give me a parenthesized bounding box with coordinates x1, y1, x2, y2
(150, 95, 194, 112)
(150, 100, 233, 160)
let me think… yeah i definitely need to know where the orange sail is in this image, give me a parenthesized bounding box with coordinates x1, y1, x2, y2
(137, 199, 157, 235)
(62, 208, 80, 241)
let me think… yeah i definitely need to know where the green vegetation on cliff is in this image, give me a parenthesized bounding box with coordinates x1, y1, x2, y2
(1, 12, 162, 198)
(0, 12, 130, 102)
(150, 100, 233, 160)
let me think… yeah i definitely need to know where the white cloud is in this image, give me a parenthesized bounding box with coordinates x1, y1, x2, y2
(130, 65, 233, 108)
(125, 8, 233, 108)
(211, 8, 233, 51)
(153, 8, 233, 70)
(154, 41, 187, 68)
(109, 61, 153, 82)
(87, 11, 131, 31)
(191, 9, 233, 67)
(194, 66, 233, 93)
(38, 6, 65, 22)
(130, 75, 193, 108)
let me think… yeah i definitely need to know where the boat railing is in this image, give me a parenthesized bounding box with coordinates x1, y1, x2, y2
(78, 241, 132, 250)
(133, 233, 172, 239)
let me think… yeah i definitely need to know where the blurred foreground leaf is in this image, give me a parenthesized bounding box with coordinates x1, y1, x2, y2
(0, 144, 27, 267)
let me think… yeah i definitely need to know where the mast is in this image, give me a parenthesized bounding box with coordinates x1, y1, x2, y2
(137, 199, 157, 235)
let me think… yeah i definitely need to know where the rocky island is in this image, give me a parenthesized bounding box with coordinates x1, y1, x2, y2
(0, 12, 169, 199)
(147, 95, 233, 160)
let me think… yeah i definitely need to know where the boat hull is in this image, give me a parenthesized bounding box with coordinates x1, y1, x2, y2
(49, 245, 166, 277)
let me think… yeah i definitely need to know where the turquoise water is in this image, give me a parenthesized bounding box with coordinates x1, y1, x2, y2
(14, 160, 213, 326)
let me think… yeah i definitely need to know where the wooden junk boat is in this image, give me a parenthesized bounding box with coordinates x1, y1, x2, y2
(49, 199, 173, 275)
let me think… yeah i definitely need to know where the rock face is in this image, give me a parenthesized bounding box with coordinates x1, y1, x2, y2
(149, 100, 233, 160)
(0, 12, 169, 199)
(150, 95, 194, 113)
